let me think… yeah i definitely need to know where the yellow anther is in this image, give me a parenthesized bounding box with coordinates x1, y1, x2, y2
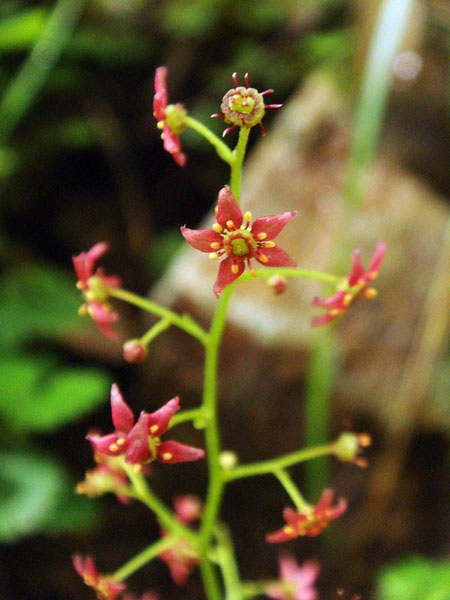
(367, 270, 378, 281)
(116, 438, 126, 446)
(162, 452, 172, 461)
(258, 253, 269, 263)
(249, 268, 257, 277)
(226, 220, 235, 230)
(359, 432, 372, 447)
(78, 304, 88, 316)
(157, 121, 164, 130)
(364, 287, 377, 298)
(244, 211, 252, 222)
(257, 232, 267, 240)
(109, 443, 119, 452)
(76, 281, 83, 290)
(330, 309, 340, 317)
(160, 133, 164, 140)
(283, 525, 295, 535)
(264, 241, 275, 248)
(210, 242, 221, 250)
(209, 252, 219, 260)
(133, 464, 142, 473)
(212, 223, 223, 233)
(343, 293, 353, 306)
(231, 264, 239, 274)
(150, 425, 159, 434)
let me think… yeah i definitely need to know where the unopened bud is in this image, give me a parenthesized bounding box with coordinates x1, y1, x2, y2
(333, 431, 371, 466)
(267, 275, 287, 294)
(123, 339, 148, 363)
(219, 450, 238, 470)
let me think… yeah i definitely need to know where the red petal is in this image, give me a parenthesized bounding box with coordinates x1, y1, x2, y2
(365, 240, 387, 280)
(314, 489, 335, 512)
(251, 211, 297, 240)
(125, 414, 151, 464)
(154, 67, 168, 120)
(180, 227, 223, 253)
(73, 242, 109, 284)
(255, 246, 297, 267)
(73, 554, 99, 582)
(110, 384, 135, 433)
(89, 302, 119, 340)
(265, 527, 295, 543)
(147, 397, 180, 437)
(216, 186, 242, 229)
(348, 249, 365, 286)
(157, 440, 205, 463)
(312, 291, 346, 310)
(311, 313, 336, 327)
(213, 257, 245, 297)
(283, 507, 306, 526)
(86, 431, 122, 456)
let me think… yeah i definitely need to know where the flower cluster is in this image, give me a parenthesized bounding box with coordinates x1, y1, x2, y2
(312, 241, 386, 326)
(182, 185, 297, 296)
(266, 489, 347, 543)
(266, 556, 320, 600)
(153, 66, 187, 166)
(73, 242, 121, 340)
(73, 555, 126, 600)
(87, 384, 205, 468)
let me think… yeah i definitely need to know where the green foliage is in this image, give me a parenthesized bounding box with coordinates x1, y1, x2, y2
(147, 229, 184, 280)
(376, 555, 450, 600)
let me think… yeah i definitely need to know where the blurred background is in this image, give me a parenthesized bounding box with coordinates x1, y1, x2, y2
(0, 1, 448, 599)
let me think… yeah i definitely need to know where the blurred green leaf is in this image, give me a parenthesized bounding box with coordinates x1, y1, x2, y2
(0, 449, 66, 542)
(376, 555, 450, 600)
(161, 0, 223, 38)
(0, 353, 110, 432)
(0, 8, 47, 53)
(44, 485, 100, 535)
(147, 228, 183, 280)
(0, 264, 82, 348)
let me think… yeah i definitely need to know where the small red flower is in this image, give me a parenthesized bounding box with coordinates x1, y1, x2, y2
(73, 242, 121, 340)
(266, 489, 347, 543)
(87, 384, 205, 468)
(73, 554, 126, 600)
(154, 66, 187, 166)
(75, 453, 133, 504)
(213, 72, 282, 136)
(181, 186, 297, 296)
(159, 496, 201, 586)
(266, 555, 320, 600)
(312, 241, 386, 327)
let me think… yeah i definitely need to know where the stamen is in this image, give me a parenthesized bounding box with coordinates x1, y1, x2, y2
(244, 211, 252, 222)
(257, 232, 267, 240)
(249, 268, 257, 278)
(359, 433, 372, 447)
(283, 525, 295, 535)
(109, 443, 119, 452)
(232, 72, 239, 87)
(209, 253, 219, 260)
(157, 121, 164, 130)
(76, 281, 83, 290)
(330, 309, 340, 317)
(226, 220, 235, 230)
(264, 241, 275, 248)
(78, 304, 88, 316)
(162, 452, 172, 461)
(244, 72, 250, 87)
(212, 223, 223, 233)
(364, 288, 378, 299)
(343, 293, 353, 306)
(367, 270, 378, 281)
(210, 242, 221, 250)
(116, 438, 126, 446)
(258, 253, 268, 263)
(150, 425, 159, 434)
(133, 464, 142, 473)
(231, 264, 239, 274)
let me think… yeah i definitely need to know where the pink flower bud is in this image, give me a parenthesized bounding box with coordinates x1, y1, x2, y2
(268, 274, 287, 294)
(123, 339, 148, 363)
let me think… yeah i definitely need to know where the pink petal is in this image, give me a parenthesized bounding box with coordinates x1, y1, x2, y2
(255, 246, 297, 267)
(216, 186, 242, 229)
(314, 489, 334, 512)
(73, 554, 99, 582)
(89, 301, 119, 340)
(110, 384, 135, 433)
(172, 148, 187, 167)
(157, 440, 205, 463)
(311, 313, 336, 327)
(154, 67, 168, 120)
(213, 257, 245, 296)
(125, 414, 151, 464)
(283, 507, 307, 526)
(265, 527, 294, 544)
(180, 227, 223, 253)
(86, 431, 122, 456)
(348, 250, 365, 286)
(147, 396, 180, 437)
(311, 291, 346, 310)
(162, 125, 185, 164)
(365, 240, 387, 280)
(72, 242, 109, 284)
(251, 211, 297, 240)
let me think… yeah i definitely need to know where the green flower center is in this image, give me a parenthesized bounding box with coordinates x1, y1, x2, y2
(231, 238, 250, 256)
(229, 94, 254, 114)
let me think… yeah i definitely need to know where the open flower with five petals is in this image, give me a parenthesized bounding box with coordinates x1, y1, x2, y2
(73, 242, 121, 340)
(265, 555, 320, 600)
(87, 384, 205, 467)
(181, 185, 297, 296)
(312, 241, 386, 327)
(154, 66, 187, 166)
(73, 554, 126, 600)
(266, 489, 347, 543)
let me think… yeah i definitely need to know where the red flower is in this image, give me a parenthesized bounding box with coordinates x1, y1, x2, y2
(266, 556, 320, 600)
(213, 72, 282, 136)
(181, 186, 297, 296)
(266, 489, 347, 543)
(159, 496, 201, 586)
(154, 66, 187, 166)
(73, 554, 126, 600)
(87, 384, 205, 468)
(73, 242, 121, 340)
(312, 241, 386, 327)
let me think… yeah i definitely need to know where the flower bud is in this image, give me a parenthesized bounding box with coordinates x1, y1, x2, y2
(123, 339, 148, 363)
(219, 450, 238, 470)
(267, 274, 287, 294)
(333, 431, 371, 467)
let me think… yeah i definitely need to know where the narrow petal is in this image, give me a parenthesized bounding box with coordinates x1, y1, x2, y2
(157, 440, 205, 463)
(125, 415, 151, 464)
(147, 397, 180, 437)
(311, 313, 336, 327)
(255, 246, 297, 267)
(348, 250, 365, 286)
(213, 257, 245, 297)
(86, 432, 122, 456)
(314, 489, 334, 512)
(311, 291, 346, 310)
(89, 302, 119, 340)
(216, 186, 243, 229)
(283, 507, 307, 527)
(180, 227, 223, 253)
(251, 211, 297, 240)
(73, 554, 99, 582)
(365, 240, 387, 280)
(172, 148, 187, 167)
(154, 67, 168, 120)
(265, 527, 294, 544)
(110, 384, 135, 433)
(72, 242, 109, 284)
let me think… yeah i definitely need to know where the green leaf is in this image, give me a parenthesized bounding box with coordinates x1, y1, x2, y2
(0, 449, 66, 542)
(376, 555, 450, 600)
(44, 486, 100, 535)
(0, 353, 111, 432)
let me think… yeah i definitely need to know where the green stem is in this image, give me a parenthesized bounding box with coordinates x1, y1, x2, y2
(224, 442, 335, 482)
(238, 267, 341, 285)
(111, 535, 177, 582)
(0, 0, 87, 146)
(185, 116, 233, 164)
(230, 127, 250, 202)
(139, 317, 171, 346)
(109, 287, 208, 346)
(215, 524, 243, 600)
(200, 554, 223, 600)
(169, 407, 207, 429)
(273, 468, 310, 512)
